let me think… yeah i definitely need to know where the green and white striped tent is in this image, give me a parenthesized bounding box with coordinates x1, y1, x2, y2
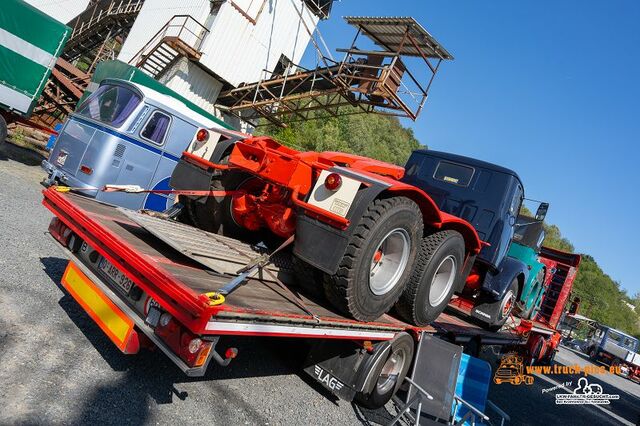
(0, 0, 70, 117)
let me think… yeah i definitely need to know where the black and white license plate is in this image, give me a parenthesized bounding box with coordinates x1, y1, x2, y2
(99, 257, 133, 294)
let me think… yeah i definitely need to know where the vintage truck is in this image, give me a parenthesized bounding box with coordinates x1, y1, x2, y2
(508, 209, 550, 320)
(171, 128, 546, 330)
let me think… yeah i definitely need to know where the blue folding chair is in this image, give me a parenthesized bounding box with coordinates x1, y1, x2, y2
(389, 334, 510, 425)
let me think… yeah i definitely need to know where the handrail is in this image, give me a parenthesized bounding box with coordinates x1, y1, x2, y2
(129, 15, 209, 66)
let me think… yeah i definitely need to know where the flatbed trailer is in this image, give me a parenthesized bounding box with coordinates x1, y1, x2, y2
(42, 187, 531, 406)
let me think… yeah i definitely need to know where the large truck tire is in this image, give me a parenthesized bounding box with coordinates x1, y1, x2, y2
(181, 169, 259, 241)
(354, 332, 414, 409)
(323, 197, 423, 322)
(395, 230, 465, 326)
(292, 257, 325, 299)
(0, 114, 7, 146)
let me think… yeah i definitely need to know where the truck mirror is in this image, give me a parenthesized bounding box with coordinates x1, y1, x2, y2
(535, 202, 549, 221)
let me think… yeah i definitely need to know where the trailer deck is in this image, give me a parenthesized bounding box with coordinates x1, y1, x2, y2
(42, 187, 525, 346)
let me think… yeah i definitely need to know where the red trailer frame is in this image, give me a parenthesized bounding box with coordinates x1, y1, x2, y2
(41, 187, 534, 400)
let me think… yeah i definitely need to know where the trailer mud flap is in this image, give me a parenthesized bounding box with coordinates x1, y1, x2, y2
(61, 261, 139, 354)
(303, 339, 391, 401)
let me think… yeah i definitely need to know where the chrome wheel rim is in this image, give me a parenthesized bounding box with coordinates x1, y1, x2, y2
(369, 228, 410, 296)
(428, 255, 457, 306)
(376, 347, 407, 395)
(500, 289, 516, 318)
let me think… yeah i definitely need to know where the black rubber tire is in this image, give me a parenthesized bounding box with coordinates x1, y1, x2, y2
(589, 347, 599, 361)
(323, 197, 423, 321)
(486, 277, 519, 332)
(395, 230, 465, 326)
(354, 332, 414, 409)
(180, 168, 259, 242)
(292, 256, 325, 299)
(0, 114, 7, 146)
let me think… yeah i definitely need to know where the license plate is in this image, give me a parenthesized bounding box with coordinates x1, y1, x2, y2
(99, 257, 133, 294)
(56, 151, 68, 166)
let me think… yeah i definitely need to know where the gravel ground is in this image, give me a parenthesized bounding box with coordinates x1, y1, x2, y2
(1, 142, 638, 425)
(0, 143, 389, 425)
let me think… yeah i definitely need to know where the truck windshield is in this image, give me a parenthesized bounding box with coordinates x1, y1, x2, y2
(76, 84, 142, 128)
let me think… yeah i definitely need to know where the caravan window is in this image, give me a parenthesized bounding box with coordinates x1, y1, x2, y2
(76, 84, 142, 128)
(140, 110, 171, 145)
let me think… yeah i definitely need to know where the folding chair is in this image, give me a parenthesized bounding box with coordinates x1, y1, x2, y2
(389, 333, 510, 425)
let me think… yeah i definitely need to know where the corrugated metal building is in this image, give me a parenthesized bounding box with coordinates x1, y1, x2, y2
(116, 0, 327, 122)
(23, 0, 90, 24)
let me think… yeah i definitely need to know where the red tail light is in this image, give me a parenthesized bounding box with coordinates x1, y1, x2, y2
(80, 165, 93, 175)
(196, 129, 209, 142)
(324, 173, 342, 191)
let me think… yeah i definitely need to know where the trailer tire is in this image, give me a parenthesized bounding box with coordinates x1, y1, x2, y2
(485, 277, 519, 331)
(395, 230, 465, 326)
(0, 114, 7, 146)
(355, 332, 414, 409)
(293, 257, 325, 299)
(323, 197, 422, 321)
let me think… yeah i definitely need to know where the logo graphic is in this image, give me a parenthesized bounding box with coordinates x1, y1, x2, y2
(314, 365, 344, 391)
(555, 377, 619, 405)
(493, 353, 534, 385)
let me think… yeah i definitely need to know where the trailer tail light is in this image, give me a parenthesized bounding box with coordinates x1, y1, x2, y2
(80, 165, 93, 175)
(324, 173, 342, 191)
(154, 315, 212, 367)
(48, 217, 73, 247)
(196, 128, 209, 142)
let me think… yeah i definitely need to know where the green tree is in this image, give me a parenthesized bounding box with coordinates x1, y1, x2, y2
(257, 108, 422, 165)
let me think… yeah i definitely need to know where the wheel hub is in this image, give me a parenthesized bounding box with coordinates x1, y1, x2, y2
(428, 255, 457, 307)
(376, 347, 407, 395)
(369, 228, 410, 296)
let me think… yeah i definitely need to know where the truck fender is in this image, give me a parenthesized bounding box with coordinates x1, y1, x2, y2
(384, 185, 483, 255)
(295, 175, 482, 274)
(483, 256, 529, 301)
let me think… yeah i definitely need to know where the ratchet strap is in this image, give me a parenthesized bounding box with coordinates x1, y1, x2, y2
(205, 235, 320, 322)
(53, 184, 241, 197)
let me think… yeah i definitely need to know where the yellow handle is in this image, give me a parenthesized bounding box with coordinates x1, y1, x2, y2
(205, 292, 225, 306)
(54, 186, 71, 193)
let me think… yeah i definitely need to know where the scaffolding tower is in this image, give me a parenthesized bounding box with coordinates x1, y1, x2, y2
(215, 16, 453, 127)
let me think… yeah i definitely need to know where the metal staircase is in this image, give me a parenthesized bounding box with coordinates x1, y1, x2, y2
(63, 0, 145, 62)
(129, 15, 209, 79)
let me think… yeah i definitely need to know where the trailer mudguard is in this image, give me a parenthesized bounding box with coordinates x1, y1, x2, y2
(303, 338, 393, 401)
(482, 256, 529, 301)
(294, 174, 388, 274)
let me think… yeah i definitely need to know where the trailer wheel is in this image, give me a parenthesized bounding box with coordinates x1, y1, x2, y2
(355, 332, 414, 409)
(485, 277, 519, 331)
(323, 197, 422, 321)
(589, 347, 599, 361)
(395, 230, 465, 326)
(0, 114, 7, 146)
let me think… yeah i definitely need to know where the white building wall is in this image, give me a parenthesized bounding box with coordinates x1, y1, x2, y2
(199, 0, 319, 87)
(157, 57, 223, 116)
(23, 0, 90, 24)
(117, 0, 211, 64)
(118, 0, 319, 88)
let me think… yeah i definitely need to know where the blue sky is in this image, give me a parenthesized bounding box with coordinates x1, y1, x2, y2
(308, 1, 640, 295)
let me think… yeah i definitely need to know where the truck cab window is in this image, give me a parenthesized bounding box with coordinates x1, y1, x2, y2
(433, 161, 474, 187)
(76, 84, 142, 128)
(141, 111, 171, 145)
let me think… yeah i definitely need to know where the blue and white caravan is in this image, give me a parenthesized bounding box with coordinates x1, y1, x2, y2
(42, 79, 225, 211)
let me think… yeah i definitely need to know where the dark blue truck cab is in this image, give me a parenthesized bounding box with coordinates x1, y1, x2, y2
(403, 150, 528, 328)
